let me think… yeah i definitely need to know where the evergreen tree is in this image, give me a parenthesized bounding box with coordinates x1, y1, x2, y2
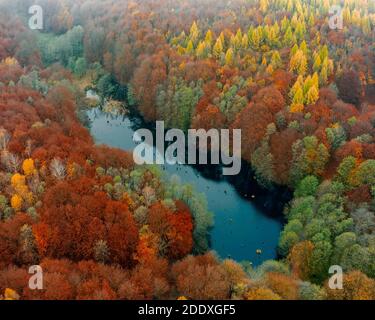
(225, 48, 234, 66)
(213, 38, 223, 58)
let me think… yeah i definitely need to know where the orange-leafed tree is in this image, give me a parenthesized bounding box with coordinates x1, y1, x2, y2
(325, 271, 375, 300)
(171, 253, 231, 300)
(288, 241, 314, 281)
(265, 272, 300, 300)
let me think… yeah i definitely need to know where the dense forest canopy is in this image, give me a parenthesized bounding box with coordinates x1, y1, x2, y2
(0, 0, 374, 300)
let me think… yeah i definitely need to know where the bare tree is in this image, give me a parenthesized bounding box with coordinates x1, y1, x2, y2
(28, 174, 41, 195)
(142, 185, 156, 206)
(25, 139, 33, 158)
(0, 127, 10, 151)
(1, 151, 21, 173)
(50, 158, 66, 180)
(94, 240, 109, 263)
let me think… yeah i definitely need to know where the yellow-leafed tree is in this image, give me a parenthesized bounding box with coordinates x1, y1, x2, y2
(22, 158, 36, 176)
(186, 40, 194, 54)
(213, 38, 224, 59)
(2, 288, 20, 300)
(11, 173, 26, 189)
(225, 48, 234, 66)
(11, 194, 23, 211)
(306, 85, 319, 105)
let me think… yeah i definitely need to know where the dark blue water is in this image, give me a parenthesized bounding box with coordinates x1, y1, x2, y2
(86, 107, 284, 265)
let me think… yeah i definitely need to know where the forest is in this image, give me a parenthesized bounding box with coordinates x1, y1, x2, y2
(0, 0, 374, 300)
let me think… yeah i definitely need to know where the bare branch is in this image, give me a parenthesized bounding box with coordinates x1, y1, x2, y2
(1, 151, 21, 173)
(0, 127, 11, 151)
(50, 158, 66, 180)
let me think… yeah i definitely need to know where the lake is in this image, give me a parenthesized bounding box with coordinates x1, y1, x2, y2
(86, 106, 289, 266)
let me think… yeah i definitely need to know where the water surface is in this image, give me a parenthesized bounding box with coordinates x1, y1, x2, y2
(87, 107, 285, 265)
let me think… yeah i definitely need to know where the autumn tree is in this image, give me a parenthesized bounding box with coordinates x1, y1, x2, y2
(325, 271, 375, 300)
(171, 253, 231, 300)
(336, 70, 363, 107)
